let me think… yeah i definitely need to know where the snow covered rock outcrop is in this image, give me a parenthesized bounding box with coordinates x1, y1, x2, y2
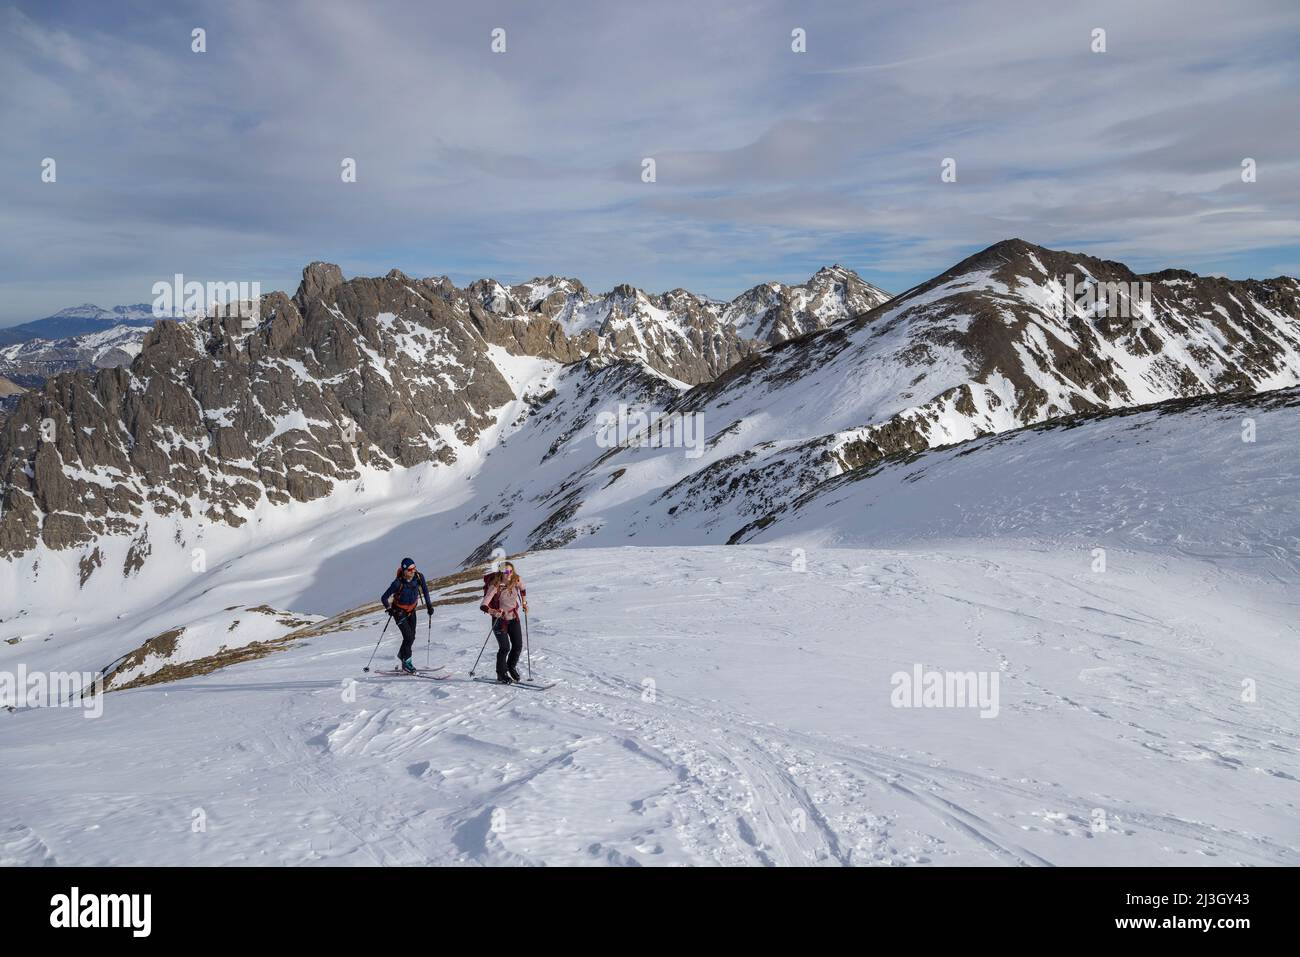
(463, 263, 887, 384)
(721, 264, 891, 343)
(524, 239, 1300, 549)
(731, 384, 1300, 551)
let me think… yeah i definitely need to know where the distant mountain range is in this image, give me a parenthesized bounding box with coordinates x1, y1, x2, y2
(0, 324, 148, 391)
(0, 304, 157, 347)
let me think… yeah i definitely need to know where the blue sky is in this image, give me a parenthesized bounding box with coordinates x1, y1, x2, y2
(1, 0, 1298, 324)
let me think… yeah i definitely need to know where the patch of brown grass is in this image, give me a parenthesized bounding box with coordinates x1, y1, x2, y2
(106, 637, 300, 692)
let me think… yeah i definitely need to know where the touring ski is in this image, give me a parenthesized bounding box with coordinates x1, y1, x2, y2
(471, 676, 555, 691)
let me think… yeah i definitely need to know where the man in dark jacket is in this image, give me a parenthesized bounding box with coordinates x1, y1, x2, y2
(381, 557, 434, 673)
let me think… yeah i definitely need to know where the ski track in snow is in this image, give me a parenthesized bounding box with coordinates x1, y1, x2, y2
(2, 543, 1297, 867)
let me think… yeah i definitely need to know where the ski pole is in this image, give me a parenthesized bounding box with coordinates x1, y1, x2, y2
(524, 609, 532, 680)
(363, 613, 392, 673)
(469, 619, 494, 676)
(425, 608, 433, 669)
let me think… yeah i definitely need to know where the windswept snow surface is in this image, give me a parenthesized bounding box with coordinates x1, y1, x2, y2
(2, 537, 1296, 866)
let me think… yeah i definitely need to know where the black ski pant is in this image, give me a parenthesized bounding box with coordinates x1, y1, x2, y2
(494, 616, 523, 677)
(395, 611, 418, 661)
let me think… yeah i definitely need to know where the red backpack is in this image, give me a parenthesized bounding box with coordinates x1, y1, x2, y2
(392, 567, 424, 615)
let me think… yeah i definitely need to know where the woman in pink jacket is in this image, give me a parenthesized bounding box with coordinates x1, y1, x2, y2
(481, 562, 529, 684)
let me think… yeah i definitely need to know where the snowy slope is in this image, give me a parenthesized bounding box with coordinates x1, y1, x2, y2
(1, 386, 1297, 866)
(734, 386, 1300, 558)
(1, 539, 1295, 867)
(2, 244, 1298, 868)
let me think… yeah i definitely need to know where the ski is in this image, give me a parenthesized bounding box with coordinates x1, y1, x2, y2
(372, 667, 448, 677)
(471, 676, 555, 691)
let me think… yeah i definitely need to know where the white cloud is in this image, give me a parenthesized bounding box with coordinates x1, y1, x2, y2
(0, 0, 1296, 322)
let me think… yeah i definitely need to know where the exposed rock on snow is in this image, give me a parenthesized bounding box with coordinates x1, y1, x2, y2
(528, 239, 1300, 550)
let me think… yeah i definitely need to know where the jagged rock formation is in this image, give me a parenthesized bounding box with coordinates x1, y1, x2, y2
(721, 264, 890, 342)
(0, 376, 23, 421)
(0, 270, 516, 555)
(0, 261, 883, 561)
(462, 264, 888, 383)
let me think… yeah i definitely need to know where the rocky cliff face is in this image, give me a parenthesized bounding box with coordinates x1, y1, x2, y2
(0, 267, 516, 558)
(0, 377, 23, 421)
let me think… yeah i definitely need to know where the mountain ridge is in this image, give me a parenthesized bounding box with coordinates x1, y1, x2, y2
(1, 239, 1296, 598)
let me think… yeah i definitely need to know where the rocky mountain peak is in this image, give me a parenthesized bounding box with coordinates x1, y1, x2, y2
(295, 261, 346, 308)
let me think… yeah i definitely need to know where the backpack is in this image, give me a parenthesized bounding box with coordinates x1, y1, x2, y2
(481, 572, 525, 614)
(392, 569, 425, 615)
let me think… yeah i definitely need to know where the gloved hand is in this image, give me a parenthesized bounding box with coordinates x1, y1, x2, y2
(427, 608, 434, 620)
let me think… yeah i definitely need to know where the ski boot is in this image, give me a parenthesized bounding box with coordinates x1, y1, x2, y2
(401, 658, 418, 675)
